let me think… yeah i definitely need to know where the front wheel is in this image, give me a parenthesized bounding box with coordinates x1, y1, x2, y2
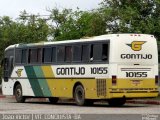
(14, 84, 25, 103)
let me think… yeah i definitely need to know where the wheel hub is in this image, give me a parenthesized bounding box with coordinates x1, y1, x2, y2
(16, 89, 21, 97)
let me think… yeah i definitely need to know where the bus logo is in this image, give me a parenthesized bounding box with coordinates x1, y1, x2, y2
(127, 41, 146, 51)
(16, 69, 23, 77)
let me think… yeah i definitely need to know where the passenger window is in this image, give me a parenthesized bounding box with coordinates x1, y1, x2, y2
(73, 45, 82, 62)
(57, 46, 65, 62)
(102, 44, 108, 61)
(28, 49, 37, 63)
(90, 43, 109, 62)
(28, 48, 42, 63)
(15, 49, 22, 63)
(65, 46, 72, 62)
(93, 44, 102, 61)
(37, 48, 42, 63)
(43, 47, 52, 63)
(82, 45, 89, 62)
(52, 47, 57, 62)
(15, 49, 27, 64)
(21, 49, 27, 64)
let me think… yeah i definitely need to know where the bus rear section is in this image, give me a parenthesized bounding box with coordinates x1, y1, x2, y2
(109, 34, 159, 101)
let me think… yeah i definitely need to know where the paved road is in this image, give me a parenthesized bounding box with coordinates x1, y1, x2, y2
(0, 99, 160, 114)
(0, 97, 160, 120)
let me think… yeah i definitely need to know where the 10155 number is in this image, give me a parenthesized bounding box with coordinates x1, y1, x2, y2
(126, 72, 147, 77)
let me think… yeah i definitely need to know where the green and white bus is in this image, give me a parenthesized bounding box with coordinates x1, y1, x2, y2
(2, 34, 159, 106)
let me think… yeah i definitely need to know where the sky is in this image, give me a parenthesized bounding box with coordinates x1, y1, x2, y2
(0, 0, 102, 19)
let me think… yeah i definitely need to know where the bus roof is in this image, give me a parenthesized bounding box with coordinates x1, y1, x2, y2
(5, 33, 155, 50)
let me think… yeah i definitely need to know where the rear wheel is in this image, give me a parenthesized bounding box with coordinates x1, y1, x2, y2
(108, 98, 126, 106)
(74, 85, 87, 106)
(14, 84, 25, 103)
(48, 97, 59, 104)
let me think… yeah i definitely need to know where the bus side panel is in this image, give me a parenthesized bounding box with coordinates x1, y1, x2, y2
(5, 64, 111, 99)
(46, 79, 73, 98)
(2, 78, 14, 95)
(46, 79, 110, 99)
(9, 66, 35, 96)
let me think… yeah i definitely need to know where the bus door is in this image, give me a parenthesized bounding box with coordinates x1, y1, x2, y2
(3, 56, 14, 82)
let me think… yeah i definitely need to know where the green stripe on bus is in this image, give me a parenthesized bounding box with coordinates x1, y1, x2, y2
(25, 66, 44, 96)
(33, 66, 52, 97)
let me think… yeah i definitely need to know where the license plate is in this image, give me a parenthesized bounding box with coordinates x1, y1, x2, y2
(131, 80, 141, 86)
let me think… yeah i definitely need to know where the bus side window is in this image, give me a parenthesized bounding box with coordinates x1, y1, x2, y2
(15, 49, 22, 63)
(28, 48, 42, 64)
(43, 47, 52, 63)
(28, 49, 37, 63)
(102, 44, 108, 61)
(57, 46, 65, 63)
(65, 46, 72, 62)
(52, 47, 57, 63)
(73, 45, 82, 62)
(93, 44, 102, 61)
(15, 49, 27, 64)
(37, 48, 42, 63)
(82, 45, 89, 62)
(22, 49, 27, 64)
(90, 43, 108, 62)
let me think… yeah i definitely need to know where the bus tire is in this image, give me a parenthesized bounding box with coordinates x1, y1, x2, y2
(14, 84, 25, 103)
(48, 97, 59, 104)
(108, 98, 126, 106)
(74, 85, 86, 106)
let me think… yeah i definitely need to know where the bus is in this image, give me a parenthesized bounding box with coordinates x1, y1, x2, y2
(1, 34, 159, 106)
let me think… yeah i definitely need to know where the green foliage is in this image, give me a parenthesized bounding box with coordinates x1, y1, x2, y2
(100, 0, 159, 33)
(49, 8, 106, 40)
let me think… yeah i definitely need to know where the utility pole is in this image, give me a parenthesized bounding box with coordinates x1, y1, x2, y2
(19, 14, 50, 24)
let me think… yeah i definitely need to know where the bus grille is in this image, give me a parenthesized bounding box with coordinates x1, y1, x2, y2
(96, 79, 106, 97)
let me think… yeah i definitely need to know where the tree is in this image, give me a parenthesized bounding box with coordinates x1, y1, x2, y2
(18, 11, 50, 43)
(49, 8, 106, 40)
(100, 0, 157, 33)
